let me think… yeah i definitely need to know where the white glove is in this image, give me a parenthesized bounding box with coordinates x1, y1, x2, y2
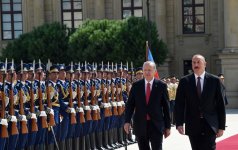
(72, 91, 77, 99)
(50, 92, 54, 99)
(5, 97, 9, 107)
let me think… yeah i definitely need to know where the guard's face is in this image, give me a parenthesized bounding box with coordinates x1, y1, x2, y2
(136, 73, 143, 80)
(192, 55, 206, 75)
(143, 64, 155, 81)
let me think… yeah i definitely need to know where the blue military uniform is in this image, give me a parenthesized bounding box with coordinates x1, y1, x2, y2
(15, 63, 31, 149)
(5, 63, 19, 150)
(34, 63, 48, 149)
(46, 65, 60, 149)
(72, 64, 84, 150)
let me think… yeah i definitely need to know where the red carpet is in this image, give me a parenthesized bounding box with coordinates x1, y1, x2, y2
(217, 134, 238, 150)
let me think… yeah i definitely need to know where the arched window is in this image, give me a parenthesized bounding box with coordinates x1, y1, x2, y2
(1, 0, 23, 40)
(122, 0, 143, 19)
(183, 0, 205, 34)
(61, 0, 83, 29)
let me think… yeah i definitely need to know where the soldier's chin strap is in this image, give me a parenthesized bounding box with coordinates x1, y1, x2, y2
(50, 126, 59, 150)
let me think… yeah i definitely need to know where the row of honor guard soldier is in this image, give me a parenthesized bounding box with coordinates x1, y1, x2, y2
(0, 60, 138, 150)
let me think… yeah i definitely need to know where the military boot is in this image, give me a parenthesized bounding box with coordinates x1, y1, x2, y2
(85, 134, 91, 150)
(96, 132, 105, 150)
(80, 136, 86, 150)
(103, 130, 112, 149)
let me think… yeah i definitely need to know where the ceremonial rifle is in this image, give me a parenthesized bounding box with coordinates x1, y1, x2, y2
(76, 63, 85, 123)
(83, 62, 92, 121)
(9, 59, 19, 135)
(111, 62, 118, 116)
(46, 60, 55, 126)
(0, 59, 8, 138)
(29, 60, 38, 132)
(68, 62, 77, 124)
(19, 60, 28, 134)
(91, 63, 98, 121)
(100, 61, 110, 117)
(37, 59, 48, 128)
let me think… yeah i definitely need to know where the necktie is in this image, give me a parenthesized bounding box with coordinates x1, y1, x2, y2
(146, 83, 151, 104)
(197, 77, 201, 97)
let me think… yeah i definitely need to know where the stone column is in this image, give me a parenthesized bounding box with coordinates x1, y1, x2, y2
(155, 0, 167, 42)
(33, 0, 45, 26)
(94, 0, 105, 19)
(216, 0, 238, 108)
(224, 0, 238, 52)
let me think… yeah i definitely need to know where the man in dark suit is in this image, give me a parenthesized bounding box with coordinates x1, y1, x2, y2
(124, 61, 171, 150)
(175, 54, 226, 150)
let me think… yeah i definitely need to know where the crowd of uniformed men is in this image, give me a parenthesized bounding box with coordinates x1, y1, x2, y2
(0, 60, 151, 150)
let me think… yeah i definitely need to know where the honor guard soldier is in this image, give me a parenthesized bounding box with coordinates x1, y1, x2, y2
(89, 63, 100, 150)
(135, 67, 143, 81)
(81, 63, 93, 150)
(0, 62, 8, 150)
(15, 63, 31, 149)
(72, 64, 85, 150)
(56, 64, 69, 149)
(46, 64, 59, 150)
(168, 76, 178, 125)
(65, 64, 77, 150)
(5, 62, 19, 150)
(34, 62, 48, 150)
(95, 63, 107, 150)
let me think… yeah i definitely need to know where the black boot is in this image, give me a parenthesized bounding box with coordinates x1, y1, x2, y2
(59, 140, 66, 150)
(108, 129, 117, 149)
(80, 136, 86, 150)
(73, 137, 80, 150)
(66, 138, 72, 150)
(118, 127, 125, 145)
(113, 128, 122, 148)
(46, 144, 54, 150)
(85, 134, 91, 150)
(90, 133, 97, 150)
(96, 132, 105, 150)
(103, 130, 112, 149)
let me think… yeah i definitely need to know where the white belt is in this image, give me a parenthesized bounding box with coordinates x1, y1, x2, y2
(0, 119, 8, 126)
(98, 98, 102, 102)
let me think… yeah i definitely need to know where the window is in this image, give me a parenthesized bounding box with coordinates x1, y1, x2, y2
(1, 0, 23, 40)
(61, 0, 83, 29)
(182, 0, 205, 34)
(122, 0, 143, 19)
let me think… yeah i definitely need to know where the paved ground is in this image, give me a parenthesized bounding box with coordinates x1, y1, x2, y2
(118, 109, 238, 150)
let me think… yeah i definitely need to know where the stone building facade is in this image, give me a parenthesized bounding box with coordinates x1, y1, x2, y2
(0, 0, 237, 107)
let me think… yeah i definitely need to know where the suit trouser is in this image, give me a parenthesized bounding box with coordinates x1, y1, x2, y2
(137, 120, 163, 150)
(188, 118, 216, 150)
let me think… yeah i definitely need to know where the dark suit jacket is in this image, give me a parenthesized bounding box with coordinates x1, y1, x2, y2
(175, 73, 226, 136)
(125, 79, 171, 137)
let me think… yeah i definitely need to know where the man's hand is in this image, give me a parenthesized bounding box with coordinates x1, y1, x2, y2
(177, 126, 185, 135)
(164, 129, 171, 138)
(124, 123, 131, 134)
(216, 129, 224, 138)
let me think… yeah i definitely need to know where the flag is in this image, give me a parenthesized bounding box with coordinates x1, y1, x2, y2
(146, 41, 160, 79)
